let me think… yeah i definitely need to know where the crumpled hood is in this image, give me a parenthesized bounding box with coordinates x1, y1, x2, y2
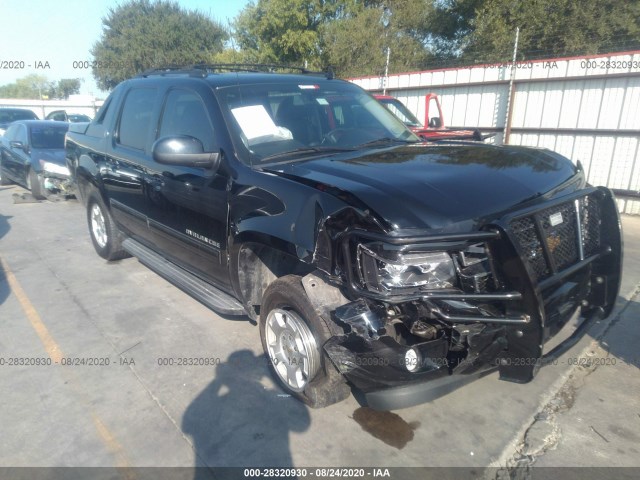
(265, 144, 579, 230)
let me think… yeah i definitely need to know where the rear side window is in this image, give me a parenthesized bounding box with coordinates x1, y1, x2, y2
(158, 89, 215, 151)
(117, 88, 157, 150)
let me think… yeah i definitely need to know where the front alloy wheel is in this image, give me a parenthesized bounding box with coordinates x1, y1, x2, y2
(264, 308, 320, 392)
(259, 275, 350, 408)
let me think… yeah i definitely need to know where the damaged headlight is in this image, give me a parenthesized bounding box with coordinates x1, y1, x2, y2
(39, 160, 70, 176)
(357, 243, 455, 293)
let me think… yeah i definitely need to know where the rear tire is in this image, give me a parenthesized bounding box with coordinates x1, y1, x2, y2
(260, 275, 350, 408)
(86, 193, 129, 261)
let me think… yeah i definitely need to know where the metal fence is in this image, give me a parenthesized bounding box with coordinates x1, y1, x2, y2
(351, 51, 640, 215)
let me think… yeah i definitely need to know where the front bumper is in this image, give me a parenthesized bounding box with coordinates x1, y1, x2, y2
(41, 172, 75, 196)
(327, 187, 622, 409)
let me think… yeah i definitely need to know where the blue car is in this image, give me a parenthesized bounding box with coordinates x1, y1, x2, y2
(0, 120, 71, 199)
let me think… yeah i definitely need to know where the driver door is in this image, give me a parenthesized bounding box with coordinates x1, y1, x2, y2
(145, 87, 231, 289)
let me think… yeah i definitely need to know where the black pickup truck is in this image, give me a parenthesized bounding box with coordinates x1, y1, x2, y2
(65, 66, 622, 410)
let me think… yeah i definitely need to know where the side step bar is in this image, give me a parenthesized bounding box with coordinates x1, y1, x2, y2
(122, 238, 246, 316)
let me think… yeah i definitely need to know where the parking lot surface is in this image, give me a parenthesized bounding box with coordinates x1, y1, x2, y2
(1, 184, 639, 477)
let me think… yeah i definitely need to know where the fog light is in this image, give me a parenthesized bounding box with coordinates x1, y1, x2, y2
(404, 348, 420, 372)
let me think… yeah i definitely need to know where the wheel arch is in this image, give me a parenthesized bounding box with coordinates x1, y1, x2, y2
(232, 237, 315, 320)
(75, 154, 106, 206)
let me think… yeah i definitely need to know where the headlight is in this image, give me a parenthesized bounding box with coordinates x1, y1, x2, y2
(40, 160, 70, 176)
(358, 243, 455, 292)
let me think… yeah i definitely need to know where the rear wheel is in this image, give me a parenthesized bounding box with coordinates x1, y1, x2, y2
(86, 193, 129, 260)
(260, 275, 350, 408)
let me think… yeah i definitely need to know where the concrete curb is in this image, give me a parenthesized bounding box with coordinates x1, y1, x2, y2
(488, 280, 640, 476)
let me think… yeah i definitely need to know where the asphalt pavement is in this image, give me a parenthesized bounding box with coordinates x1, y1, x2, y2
(0, 183, 638, 479)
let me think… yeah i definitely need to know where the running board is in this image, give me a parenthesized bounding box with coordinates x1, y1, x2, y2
(122, 238, 246, 316)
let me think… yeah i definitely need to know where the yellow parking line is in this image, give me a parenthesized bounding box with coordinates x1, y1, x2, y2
(1, 257, 64, 364)
(0, 256, 133, 474)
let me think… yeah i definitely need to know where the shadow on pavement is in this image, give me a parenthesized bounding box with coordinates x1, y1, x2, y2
(182, 350, 310, 478)
(595, 297, 640, 371)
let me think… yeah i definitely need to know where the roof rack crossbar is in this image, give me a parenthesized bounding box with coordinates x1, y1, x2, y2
(136, 63, 335, 79)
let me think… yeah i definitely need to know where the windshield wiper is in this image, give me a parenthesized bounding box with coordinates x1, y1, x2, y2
(261, 146, 355, 162)
(355, 137, 417, 149)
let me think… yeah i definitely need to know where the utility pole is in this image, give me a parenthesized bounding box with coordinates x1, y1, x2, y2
(381, 6, 392, 95)
(503, 27, 520, 145)
(383, 47, 391, 95)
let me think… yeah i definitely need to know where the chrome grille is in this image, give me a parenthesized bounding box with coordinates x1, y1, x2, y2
(509, 193, 602, 281)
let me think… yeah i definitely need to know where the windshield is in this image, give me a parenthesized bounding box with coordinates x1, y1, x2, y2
(30, 125, 68, 149)
(378, 98, 423, 128)
(216, 81, 418, 165)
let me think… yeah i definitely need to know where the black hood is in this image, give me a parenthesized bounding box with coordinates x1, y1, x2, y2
(266, 144, 580, 231)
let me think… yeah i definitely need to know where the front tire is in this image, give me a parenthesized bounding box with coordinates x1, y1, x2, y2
(86, 193, 129, 261)
(0, 161, 11, 185)
(260, 275, 350, 408)
(27, 169, 46, 199)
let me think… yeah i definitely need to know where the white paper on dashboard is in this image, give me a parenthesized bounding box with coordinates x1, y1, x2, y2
(231, 105, 283, 141)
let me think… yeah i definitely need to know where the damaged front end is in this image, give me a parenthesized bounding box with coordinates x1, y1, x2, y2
(42, 174, 75, 196)
(320, 187, 621, 410)
(39, 160, 75, 196)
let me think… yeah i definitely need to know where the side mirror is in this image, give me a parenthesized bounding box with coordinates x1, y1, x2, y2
(429, 117, 442, 128)
(152, 135, 220, 170)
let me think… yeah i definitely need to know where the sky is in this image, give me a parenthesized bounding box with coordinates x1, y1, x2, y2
(0, 0, 251, 98)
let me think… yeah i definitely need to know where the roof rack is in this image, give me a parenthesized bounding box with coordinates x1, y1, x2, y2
(137, 63, 335, 79)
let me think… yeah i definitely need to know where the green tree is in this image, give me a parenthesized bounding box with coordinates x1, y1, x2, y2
(469, 0, 640, 62)
(91, 0, 228, 90)
(234, 0, 331, 68)
(0, 74, 53, 99)
(47, 79, 82, 99)
(322, 1, 433, 77)
(231, 0, 433, 76)
(429, 0, 640, 64)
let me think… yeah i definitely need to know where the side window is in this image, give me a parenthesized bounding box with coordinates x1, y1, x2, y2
(4, 124, 18, 141)
(158, 89, 215, 151)
(117, 88, 157, 150)
(16, 125, 28, 144)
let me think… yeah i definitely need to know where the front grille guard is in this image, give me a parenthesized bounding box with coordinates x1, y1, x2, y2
(339, 187, 621, 328)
